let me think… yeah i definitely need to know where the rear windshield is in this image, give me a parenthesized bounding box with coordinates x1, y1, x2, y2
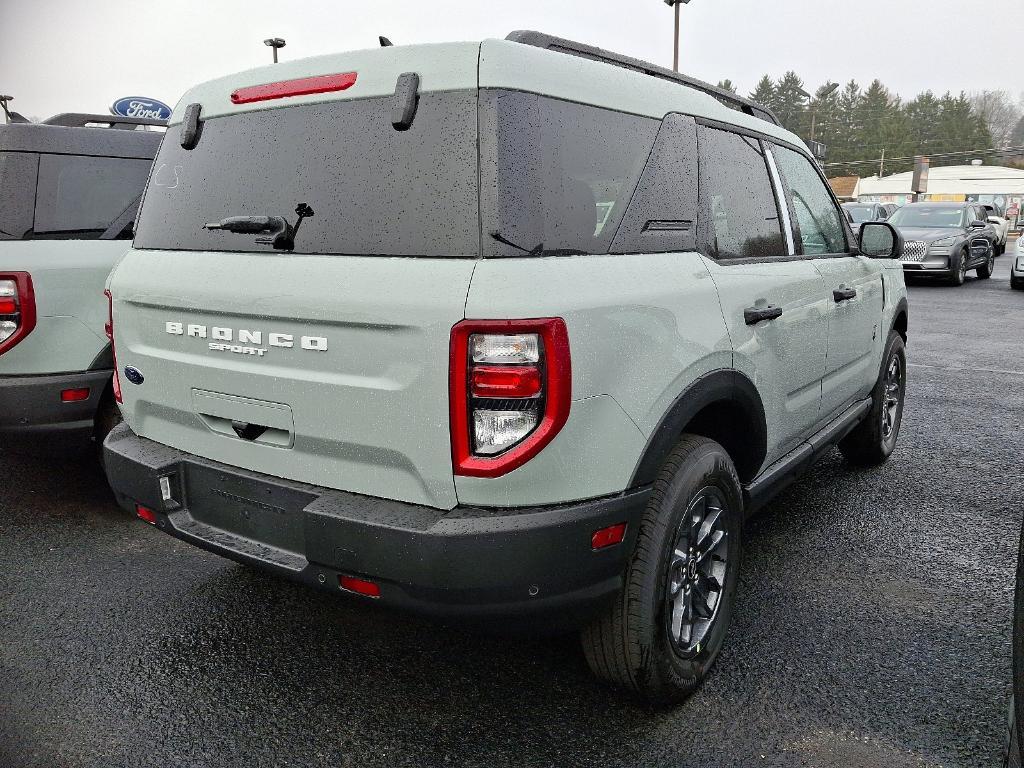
(842, 204, 876, 223)
(134, 92, 481, 257)
(134, 89, 662, 258)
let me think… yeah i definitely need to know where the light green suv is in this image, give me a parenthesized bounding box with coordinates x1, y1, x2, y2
(0, 113, 161, 454)
(102, 32, 909, 702)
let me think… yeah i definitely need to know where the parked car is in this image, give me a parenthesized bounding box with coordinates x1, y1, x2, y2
(881, 203, 901, 219)
(983, 203, 1011, 255)
(1011, 235, 1024, 291)
(101, 31, 910, 703)
(887, 202, 998, 285)
(842, 201, 889, 235)
(0, 113, 162, 455)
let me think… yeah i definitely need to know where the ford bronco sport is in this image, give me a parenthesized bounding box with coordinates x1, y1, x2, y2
(102, 32, 909, 702)
(0, 112, 162, 454)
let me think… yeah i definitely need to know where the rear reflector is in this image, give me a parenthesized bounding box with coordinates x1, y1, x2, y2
(591, 523, 627, 550)
(470, 365, 542, 399)
(136, 505, 157, 525)
(338, 575, 381, 598)
(230, 72, 358, 104)
(60, 387, 90, 403)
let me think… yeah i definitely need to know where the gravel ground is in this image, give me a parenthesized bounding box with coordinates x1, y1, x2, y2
(1, 247, 1022, 768)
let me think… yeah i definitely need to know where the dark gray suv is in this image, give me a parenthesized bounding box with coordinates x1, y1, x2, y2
(887, 202, 998, 286)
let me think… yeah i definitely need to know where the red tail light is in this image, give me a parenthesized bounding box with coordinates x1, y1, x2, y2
(591, 523, 628, 550)
(104, 289, 122, 404)
(230, 72, 358, 105)
(61, 387, 90, 403)
(450, 318, 571, 478)
(136, 505, 157, 525)
(0, 272, 37, 356)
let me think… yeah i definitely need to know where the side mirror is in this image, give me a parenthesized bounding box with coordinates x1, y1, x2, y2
(970, 220, 987, 229)
(860, 221, 903, 259)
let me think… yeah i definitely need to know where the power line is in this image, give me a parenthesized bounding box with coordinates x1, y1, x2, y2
(823, 145, 1024, 168)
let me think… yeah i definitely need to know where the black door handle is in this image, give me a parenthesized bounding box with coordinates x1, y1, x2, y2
(744, 304, 783, 325)
(833, 287, 857, 302)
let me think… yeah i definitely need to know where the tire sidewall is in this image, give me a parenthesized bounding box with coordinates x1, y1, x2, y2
(635, 443, 743, 698)
(875, 332, 907, 457)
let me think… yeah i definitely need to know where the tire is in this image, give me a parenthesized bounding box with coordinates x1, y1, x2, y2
(1012, 275, 1024, 291)
(839, 330, 906, 466)
(978, 246, 995, 279)
(581, 434, 743, 704)
(949, 249, 968, 286)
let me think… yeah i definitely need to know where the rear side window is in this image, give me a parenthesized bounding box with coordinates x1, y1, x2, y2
(33, 154, 151, 239)
(0, 152, 38, 240)
(771, 145, 847, 255)
(135, 92, 479, 257)
(481, 91, 659, 257)
(696, 125, 784, 259)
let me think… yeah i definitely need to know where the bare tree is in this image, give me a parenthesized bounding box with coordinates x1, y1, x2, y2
(969, 90, 1023, 147)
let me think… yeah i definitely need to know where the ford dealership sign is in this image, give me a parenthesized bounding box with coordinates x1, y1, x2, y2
(110, 96, 172, 121)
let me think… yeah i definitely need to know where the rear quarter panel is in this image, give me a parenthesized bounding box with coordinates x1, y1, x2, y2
(0, 240, 124, 374)
(459, 251, 731, 506)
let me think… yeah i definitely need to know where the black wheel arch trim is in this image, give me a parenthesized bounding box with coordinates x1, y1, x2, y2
(628, 369, 767, 489)
(891, 296, 909, 342)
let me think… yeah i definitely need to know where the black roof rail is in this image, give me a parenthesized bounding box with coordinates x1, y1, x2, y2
(505, 30, 781, 127)
(41, 113, 167, 129)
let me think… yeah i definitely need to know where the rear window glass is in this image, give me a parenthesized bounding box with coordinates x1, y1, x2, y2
(481, 91, 659, 257)
(134, 92, 480, 257)
(34, 154, 151, 239)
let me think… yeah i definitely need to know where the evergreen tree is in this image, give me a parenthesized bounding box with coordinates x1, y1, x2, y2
(716, 79, 738, 94)
(749, 75, 776, 110)
(773, 71, 807, 135)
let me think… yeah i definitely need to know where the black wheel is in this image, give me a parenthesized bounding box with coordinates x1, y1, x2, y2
(839, 331, 906, 466)
(581, 435, 742, 704)
(950, 249, 968, 285)
(1012, 275, 1024, 291)
(978, 245, 995, 279)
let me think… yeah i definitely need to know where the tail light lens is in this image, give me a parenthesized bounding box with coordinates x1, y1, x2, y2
(450, 318, 571, 477)
(0, 272, 37, 356)
(104, 289, 122, 403)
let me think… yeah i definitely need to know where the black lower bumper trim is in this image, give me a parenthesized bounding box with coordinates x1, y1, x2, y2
(0, 370, 112, 453)
(103, 423, 651, 628)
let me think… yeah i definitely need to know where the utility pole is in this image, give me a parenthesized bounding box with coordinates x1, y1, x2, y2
(663, 0, 692, 72)
(264, 37, 286, 64)
(879, 147, 885, 177)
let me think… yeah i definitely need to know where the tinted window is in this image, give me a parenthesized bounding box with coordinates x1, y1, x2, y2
(843, 204, 876, 223)
(135, 92, 479, 257)
(0, 152, 38, 240)
(481, 91, 659, 257)
(697, 126, 784, 259)
(887, 206, 965, 228)
(34, 154, 151, 239)
(772, 145, 847, 254)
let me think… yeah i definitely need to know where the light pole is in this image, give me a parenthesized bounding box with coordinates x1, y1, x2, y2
(663, 0, 692, 72)
(797, 82, 838, 142)
(264, 37, 286, 64)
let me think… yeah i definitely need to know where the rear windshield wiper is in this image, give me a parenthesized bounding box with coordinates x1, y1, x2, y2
(204, 203, 314, 251)
(489, 230, 590, 257)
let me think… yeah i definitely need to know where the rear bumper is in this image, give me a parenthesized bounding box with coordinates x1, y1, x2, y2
(103, 423, 650, 629)
(0, 369, 111, 453)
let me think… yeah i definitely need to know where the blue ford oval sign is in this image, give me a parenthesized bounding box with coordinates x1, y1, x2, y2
(110, 96, 172, 121)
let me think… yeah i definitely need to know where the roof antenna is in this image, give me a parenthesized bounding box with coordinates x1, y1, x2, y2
(379, 36, 394, 47)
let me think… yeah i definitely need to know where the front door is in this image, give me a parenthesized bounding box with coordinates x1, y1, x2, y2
(768, 143, 884, 419)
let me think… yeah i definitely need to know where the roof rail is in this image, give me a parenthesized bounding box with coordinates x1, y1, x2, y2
(41, 113, 167, 129)
(505, 30, 781, 127)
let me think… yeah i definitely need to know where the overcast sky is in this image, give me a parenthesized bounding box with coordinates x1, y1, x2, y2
(2, 0, 1018, 121)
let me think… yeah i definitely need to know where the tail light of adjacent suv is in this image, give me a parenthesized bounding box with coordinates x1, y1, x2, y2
(450, 318, 571, 478)
(0, 272, 37, 356)
(103, 289, 122, 403)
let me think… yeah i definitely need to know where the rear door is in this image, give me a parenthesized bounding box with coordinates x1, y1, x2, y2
(769, 143, 884, 418)
(113, 50, 482, 510)
(695, 124, 829, 465)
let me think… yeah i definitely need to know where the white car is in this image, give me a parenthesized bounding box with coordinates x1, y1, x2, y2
(983, 204, 1010, 254)
(1012, 234, 1024, 290)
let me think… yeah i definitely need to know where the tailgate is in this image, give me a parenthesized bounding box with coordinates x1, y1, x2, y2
(109, 251, 474, 509)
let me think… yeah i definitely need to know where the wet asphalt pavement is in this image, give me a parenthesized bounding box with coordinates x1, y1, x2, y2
(2, 247, 1023, 768)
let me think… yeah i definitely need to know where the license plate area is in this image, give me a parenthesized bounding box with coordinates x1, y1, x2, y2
(184, 463, 317, 555)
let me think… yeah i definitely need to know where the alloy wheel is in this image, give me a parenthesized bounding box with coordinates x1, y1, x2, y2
(881, 353, 902, 440)
(665, 487, 729, 658)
